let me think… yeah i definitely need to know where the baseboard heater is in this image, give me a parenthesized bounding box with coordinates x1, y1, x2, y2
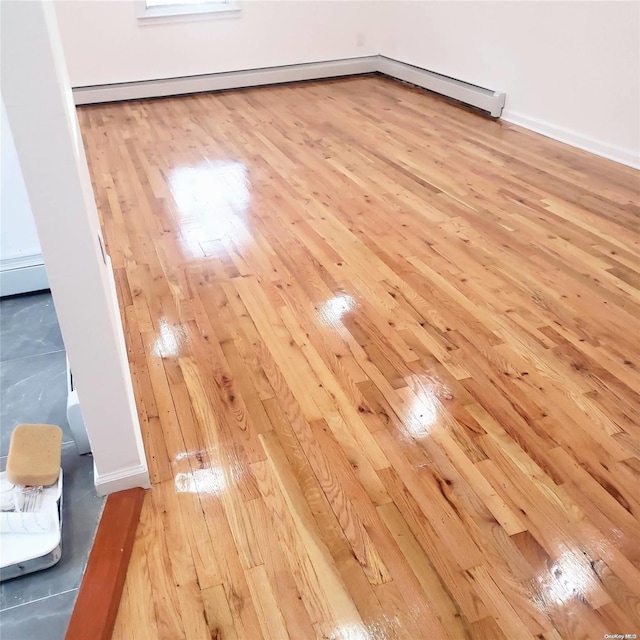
(72, 55, 506, 118)
(72, 57, 380, 105)
(0, 253, 49, 297)
(377, 56, 505, 118)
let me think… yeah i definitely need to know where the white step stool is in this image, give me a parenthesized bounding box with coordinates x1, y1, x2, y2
(0, 470, 63, 581)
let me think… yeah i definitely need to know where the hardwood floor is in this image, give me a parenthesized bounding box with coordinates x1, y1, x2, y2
(78, 76, 640, 640)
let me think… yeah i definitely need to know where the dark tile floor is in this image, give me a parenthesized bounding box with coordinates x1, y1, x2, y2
(0, 291, 104, 640)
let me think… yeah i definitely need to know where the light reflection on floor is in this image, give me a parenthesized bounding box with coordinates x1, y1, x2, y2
(318, 292, 357, 341)
(329, 619, 400, 640)
(152, 317, 187, 358)
(319, 292, 356, 325)
(403, 388, 439, 439)
(168, 160, 251, 255)
(535, 549, 600, 607)
(174, 467, 227, 495)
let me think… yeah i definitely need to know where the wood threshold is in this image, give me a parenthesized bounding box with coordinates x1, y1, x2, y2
(65, 487, 146, 640)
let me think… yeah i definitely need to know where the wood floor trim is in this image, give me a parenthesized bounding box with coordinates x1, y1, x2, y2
(64, 487, 146, 640)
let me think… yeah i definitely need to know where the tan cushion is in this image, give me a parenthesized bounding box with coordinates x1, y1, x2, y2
(6, 424, 63, 486)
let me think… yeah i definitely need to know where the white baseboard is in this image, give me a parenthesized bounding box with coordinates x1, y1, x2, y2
(73, 57, 379, 105)
(0, 254, 49, 297)
(502, 110, 639, 170)
(72, 55, 639, 174)
(94, 462, 151, 496)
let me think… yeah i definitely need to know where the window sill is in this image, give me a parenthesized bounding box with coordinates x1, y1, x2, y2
(137, 1, 241, 25)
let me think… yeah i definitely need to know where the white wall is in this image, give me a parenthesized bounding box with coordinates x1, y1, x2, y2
(0, 98, 48, 295)
(378, 1, 640, 167)
(1, 100, 41, 263)
(54, 0, 380, 86)
(54, 1, 639, 167)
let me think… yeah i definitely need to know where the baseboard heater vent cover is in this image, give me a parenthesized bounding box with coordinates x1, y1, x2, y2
(71, 56, 506, 118)
(377, 56, 506, 117)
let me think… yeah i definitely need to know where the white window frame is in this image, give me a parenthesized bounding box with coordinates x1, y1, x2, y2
(136, 0, 240, 25)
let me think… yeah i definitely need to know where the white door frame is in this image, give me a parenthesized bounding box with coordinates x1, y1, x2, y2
(1, 0, 150, 495)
